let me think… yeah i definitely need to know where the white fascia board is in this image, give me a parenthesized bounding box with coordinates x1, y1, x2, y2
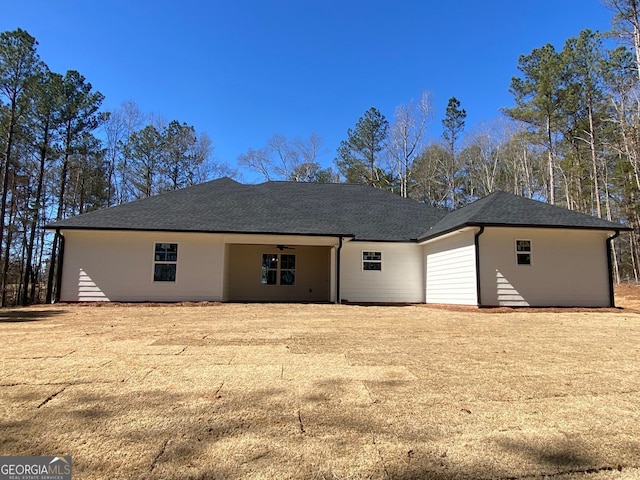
(417, 226, 480, 246)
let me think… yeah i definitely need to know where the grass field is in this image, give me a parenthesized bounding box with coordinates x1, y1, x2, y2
(1, 286, 640, 479)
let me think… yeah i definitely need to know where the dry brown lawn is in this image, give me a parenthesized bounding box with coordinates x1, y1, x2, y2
(1, 287, 640, 480)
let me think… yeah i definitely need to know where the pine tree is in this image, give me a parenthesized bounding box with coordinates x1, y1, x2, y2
(335, 107, 390, 188)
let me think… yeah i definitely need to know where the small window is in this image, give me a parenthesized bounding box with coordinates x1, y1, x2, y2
(154, 243, 178, 281)
(262, 253, 296, 286)
(363, 251, 382, 271)
(516, 240, 531, 265)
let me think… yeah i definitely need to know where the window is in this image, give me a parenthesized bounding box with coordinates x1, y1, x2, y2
(363, 251, 382, 271)
(262, 253, 296, 285)
(261, 253, 278, 285)
(154, 243, 178, 281)
(516, 239, 531, 265)
(280, 254, 296, 286)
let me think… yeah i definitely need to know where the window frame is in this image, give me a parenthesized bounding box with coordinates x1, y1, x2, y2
(362, 250, 382, 271)
(153, 242, 178, 282)
(515, 239, 532, 266)
(261, 252, 296, 286)
(279, 253, 296, 286)
(261, 253, 279, 285)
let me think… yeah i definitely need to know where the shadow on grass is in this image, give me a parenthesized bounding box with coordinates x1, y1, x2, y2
(0, 309, 67, 323)
(496, 436, 596, 470)
(4, 382, 636, 480)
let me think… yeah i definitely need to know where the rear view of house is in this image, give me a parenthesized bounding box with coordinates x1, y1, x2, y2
(47, 178, 629, 307)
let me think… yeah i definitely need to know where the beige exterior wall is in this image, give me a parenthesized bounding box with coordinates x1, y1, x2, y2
(424, 229, 478, 305)
(225, 244, 331, 302)
(478, 227, 612, 307)
(60, 227, 613, 306)
(60, 230, 225, 302)
(340, 242, 424, 303)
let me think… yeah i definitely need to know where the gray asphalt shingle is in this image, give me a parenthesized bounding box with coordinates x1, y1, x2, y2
(419, 190, 629, 240)
(47, 179, 628, 241)
(47, 178, 445, 241)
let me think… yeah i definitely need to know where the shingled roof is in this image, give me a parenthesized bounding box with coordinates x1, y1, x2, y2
(47, 177, 446, 241)
(48, 180, 628, 242)
(419, 190, 629, 241)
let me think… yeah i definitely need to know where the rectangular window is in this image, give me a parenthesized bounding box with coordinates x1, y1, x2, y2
(363, 251, 382, 271)
(261, 253, 278, 285)
(280, 254, 296, 286)
(516, 239, 531, 265)
(154, 243, 178, 281)
(261, 253, 296, 285)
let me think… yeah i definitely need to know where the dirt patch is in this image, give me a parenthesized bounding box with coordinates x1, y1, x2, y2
(614, 283, 640, 311)
(1, 299, 639, 479)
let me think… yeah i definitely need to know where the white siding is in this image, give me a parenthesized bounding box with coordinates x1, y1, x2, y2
(478, 227, 611, 307)
(60, 230, 225, 302)
(424, 229, 478, 305)
(340, 242, 424, 303)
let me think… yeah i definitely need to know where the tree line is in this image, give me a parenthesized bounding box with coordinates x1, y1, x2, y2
(240, 2, 640, 284)
(2, 1, 640, 306)
(0, 29, 231, 306)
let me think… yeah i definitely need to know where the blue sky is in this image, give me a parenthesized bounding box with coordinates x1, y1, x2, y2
(3, 1, 613, 181)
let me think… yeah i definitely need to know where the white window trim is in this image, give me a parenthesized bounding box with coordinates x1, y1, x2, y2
(261, 253, 296, 286)
(153, 242, 179, 282)
(261, 252, 279, 286)
(362, 250, 382, 271)
(515, 239, 532, 266)
(279, 253, 296, 286)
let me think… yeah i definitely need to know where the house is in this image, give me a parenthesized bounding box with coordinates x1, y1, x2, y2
(47, 177, 630, 307)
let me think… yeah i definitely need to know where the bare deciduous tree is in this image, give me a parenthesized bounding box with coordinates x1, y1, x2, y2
(388, 91, 432, 197)
(239, 133, 331, 182)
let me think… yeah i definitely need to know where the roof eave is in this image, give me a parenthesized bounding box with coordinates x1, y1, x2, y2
(49, 225, 357, 239)
(417, 222, 631, 243)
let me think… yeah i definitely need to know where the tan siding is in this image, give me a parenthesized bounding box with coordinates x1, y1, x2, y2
(340, 242, 424, 303)
(478, 227, 611, 307)
(425, 229, 478, 305)
(225, 244, 330, 302)
(60, 230, 224, 302)
(222, 243, 232, 301)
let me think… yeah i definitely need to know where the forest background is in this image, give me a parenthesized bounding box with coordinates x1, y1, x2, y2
(2, 1, 640, 306)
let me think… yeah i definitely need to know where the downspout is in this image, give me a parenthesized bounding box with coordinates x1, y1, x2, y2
(54, 229, 65, 304)
(606, 230, 620, 308)
(474, 226, 485, 307)
(336, 237, 343, 304)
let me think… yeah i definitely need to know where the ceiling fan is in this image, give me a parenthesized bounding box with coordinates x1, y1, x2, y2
(276, 245, 295, 251)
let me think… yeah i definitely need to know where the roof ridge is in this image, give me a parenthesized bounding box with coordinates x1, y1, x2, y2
(462, 190, 503, 224)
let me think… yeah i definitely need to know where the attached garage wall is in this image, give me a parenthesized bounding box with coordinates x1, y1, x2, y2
(60, 230, 225, 302)
(225, 244, 330, 302)
(424, 229, 478, 305)
(478, 227, 611, 307)
(340, 242, 424, 303)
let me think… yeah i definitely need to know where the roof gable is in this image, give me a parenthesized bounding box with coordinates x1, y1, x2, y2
(420, 191, 628, 240)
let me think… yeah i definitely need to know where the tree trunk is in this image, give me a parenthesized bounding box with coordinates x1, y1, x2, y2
(21, 126, 49, 305)
(587, 104, 602, 218)
(33, 225, 47, 303)
(46, 148, 70, 303)
(0, 100, 18, 306)
(1, 184, 17, 306)
(547, 115, 555, 205)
